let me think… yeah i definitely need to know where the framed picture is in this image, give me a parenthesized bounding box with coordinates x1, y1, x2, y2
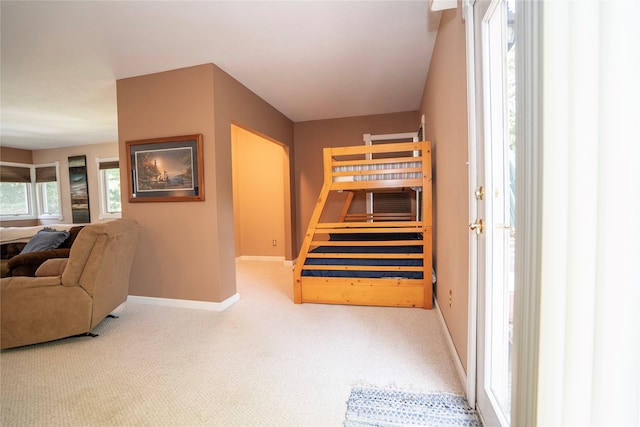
(126, 134, 204, 202)
(68, 155, 91, 223)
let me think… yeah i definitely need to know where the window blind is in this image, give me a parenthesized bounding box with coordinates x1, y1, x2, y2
(372, 192, 412, 214)
(0, 165, 31, 183)
(99, 161, 120, 170)
(35, 166, 57, 183)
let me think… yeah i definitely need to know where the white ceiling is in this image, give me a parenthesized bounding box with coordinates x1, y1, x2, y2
(1, 1, 442, 150)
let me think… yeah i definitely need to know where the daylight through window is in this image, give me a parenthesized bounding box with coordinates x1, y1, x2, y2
(97, 159, 122, 218)
(0, 162, 61, 220)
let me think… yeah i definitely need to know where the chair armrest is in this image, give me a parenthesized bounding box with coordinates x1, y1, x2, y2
(35, 258, 68, 277)
(1, 242, 27, 259)
(6, 248, 70, 277)
(1, 275, 63, 290)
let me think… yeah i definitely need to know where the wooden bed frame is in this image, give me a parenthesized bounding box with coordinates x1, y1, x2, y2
(293, 141, 433, 309)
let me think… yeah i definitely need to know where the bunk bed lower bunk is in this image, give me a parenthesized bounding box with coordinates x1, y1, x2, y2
(293, 141, 433, 309)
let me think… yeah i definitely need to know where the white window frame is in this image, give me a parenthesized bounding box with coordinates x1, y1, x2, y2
(96, 157, 122, 220)
(0, 161, 36, 221)
(362, 128, 423, 218)
(0, 184, 35, 220)
(35, 161, 63, 221)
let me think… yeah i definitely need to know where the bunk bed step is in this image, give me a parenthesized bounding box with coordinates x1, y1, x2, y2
(306, 253, 423, 259)
(344, 213, 416, 221)
(332, 179, 425, 191)
(301, 265, 423, 272)
(310, 240, 424, 247)
(316, 221, 423, 228)
(300, 278, 425, 308)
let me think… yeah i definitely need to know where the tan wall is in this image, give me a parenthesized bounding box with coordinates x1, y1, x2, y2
(1, 147, 33, 164)
(117, 64, 218, 302)
(420, 6, 469, 370)
(117, 63, 294, 303)
(32, 142, 119, 226)
(211, 65, 294, 298)
(232, 125, 286, 258)
(293, 111, 420, 251)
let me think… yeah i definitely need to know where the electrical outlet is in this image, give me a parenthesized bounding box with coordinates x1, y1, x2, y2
(272, 239, 277, 246)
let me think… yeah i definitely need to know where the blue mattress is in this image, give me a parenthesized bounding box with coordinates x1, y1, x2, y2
(301, 235, 424, 279)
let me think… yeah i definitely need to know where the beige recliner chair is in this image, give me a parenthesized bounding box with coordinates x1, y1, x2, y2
(1, 219, 141, 349)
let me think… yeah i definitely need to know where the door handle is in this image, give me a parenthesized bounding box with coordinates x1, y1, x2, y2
(475, 186, 484, 201)
(469, 219, 484, 235)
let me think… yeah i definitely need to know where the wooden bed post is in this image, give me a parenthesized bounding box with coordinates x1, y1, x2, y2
(423, 142, 433, 309)
(293, 147, 334, 304)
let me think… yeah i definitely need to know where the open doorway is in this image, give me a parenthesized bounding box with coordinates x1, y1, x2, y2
(231, 124, 289, 262)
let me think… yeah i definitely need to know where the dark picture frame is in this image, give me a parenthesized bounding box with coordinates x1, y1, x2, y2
(68, 155, 91, 223)
(126, 134, 204, 202)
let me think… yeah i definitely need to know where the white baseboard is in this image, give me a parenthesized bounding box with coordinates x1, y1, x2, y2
(236, 255, 285, 262)
(236, 255, 295, 266)
(434, 298, 468, 397)
(127, 293, 240, 311)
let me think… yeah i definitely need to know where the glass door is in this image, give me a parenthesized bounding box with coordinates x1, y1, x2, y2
(475, 0, 516, 425)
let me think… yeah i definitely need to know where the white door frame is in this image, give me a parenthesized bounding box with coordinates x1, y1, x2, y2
(465, 1, 542, 425)
(462, 0, 478, 410)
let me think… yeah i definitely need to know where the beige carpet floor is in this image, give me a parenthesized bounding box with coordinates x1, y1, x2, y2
(1, 259, 463, 426)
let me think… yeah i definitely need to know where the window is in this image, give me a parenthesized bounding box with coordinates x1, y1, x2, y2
(0, 161, 62, 221)
(97, 158, 121, 219)
(35, 164, 62, 219)
(0, 163, 35, 219)
(0, 182, 32, 217)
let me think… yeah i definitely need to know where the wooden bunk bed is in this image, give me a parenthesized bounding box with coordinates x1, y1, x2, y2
(293, 140, 433, 309)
